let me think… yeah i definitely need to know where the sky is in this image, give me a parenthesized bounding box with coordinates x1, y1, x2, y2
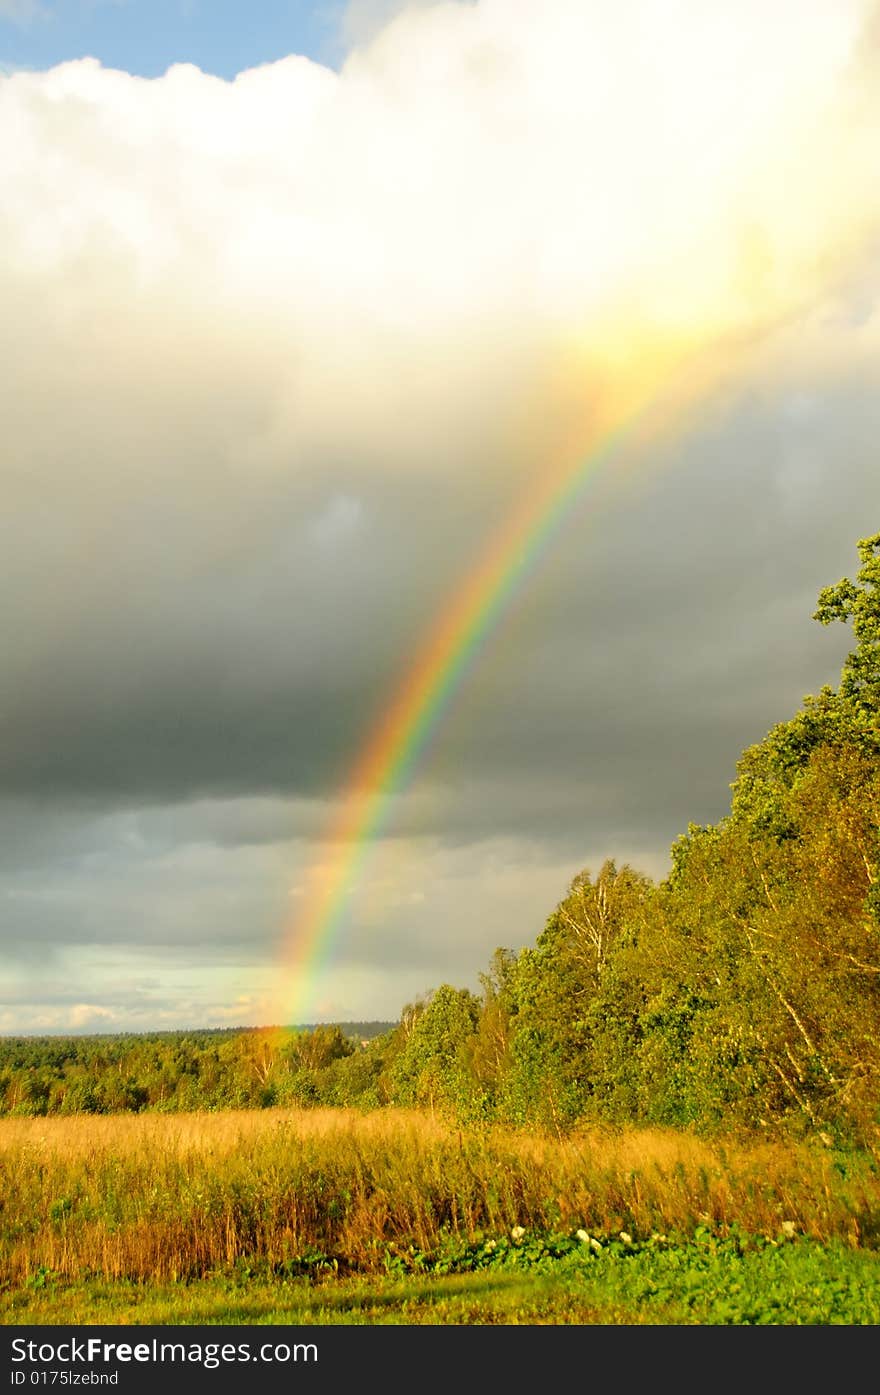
(1, 0, 879, 1035)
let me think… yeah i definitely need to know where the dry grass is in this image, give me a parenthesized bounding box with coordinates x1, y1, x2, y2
(1, 1108, 877, 1286)
(0, 1107, 450, 1157)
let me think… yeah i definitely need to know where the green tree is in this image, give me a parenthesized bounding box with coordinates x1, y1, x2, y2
(815, 532, 880, 718)
(388, 985, 480, 1112)
(507, 861, 653, 1130)
(468, 948, 517, 1107)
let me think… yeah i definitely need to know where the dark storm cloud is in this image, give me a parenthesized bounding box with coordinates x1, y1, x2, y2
(1, 351, 870, 841)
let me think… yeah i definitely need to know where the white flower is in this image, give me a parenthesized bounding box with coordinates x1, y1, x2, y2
(483, 1239, 497, 1252)
(576, 1229, 590, 1243)
(780, 1220, 797, 1240)
(511, 1226, 526, 1242)
(619, 1231, 633, 1246)
(589, 1237, 603, 1254)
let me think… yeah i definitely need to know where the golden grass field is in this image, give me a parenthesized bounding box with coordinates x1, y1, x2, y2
(1, 1107, 876, 1290)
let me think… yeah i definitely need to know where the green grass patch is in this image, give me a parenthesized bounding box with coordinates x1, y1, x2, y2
(4, 1234, 879, 1326)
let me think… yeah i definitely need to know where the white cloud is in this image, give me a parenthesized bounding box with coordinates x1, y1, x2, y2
(2, 1, 877, 430)
(1, 2, 877, 725)
(338, 0, 451, 52)
(69, 1002, 116, 1028)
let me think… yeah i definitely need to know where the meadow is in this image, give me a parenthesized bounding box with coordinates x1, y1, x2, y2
(2, 1107, 879, 1325)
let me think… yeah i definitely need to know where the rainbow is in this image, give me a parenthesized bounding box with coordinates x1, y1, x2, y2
(272, 341, 713, 1028)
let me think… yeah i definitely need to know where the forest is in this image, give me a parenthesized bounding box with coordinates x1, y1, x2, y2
(2, 534, 879, 1146)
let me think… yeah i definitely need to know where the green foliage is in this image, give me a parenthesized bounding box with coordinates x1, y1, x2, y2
(7, 1219, 880, 1326)
(386, 985, 480, 1111)
(376, 1226, 880, 1325)
(815, 532, 880, 718)
(505, 861, 655, 1130)
(489, 531, 880, 1141)
(0, 1023, 391, 1118)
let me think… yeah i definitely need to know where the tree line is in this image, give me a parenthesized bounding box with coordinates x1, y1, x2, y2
(0, 1024, 388, 1115)
(3, 535, 878, 1142)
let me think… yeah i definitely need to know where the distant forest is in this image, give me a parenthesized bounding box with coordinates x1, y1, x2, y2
(3, 534, 878, 1144)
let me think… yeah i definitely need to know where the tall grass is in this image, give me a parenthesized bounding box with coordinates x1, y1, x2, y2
(1, 1109, 877, 1285)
